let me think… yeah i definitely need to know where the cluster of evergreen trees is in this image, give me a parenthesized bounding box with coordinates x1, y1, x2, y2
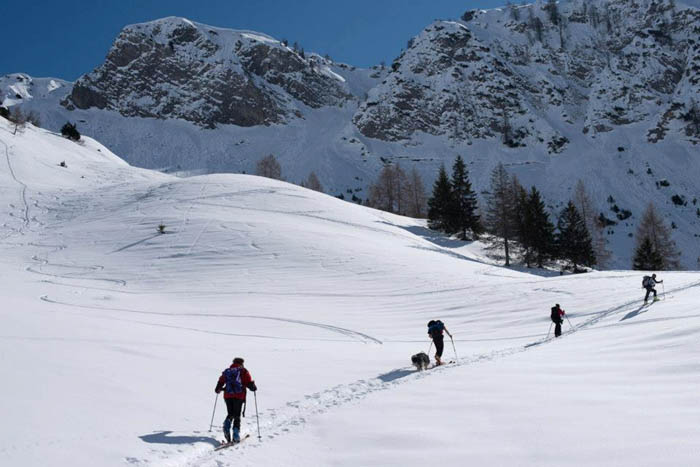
(261, 151, 681, 272)
(427, 155, 482, 240)
(428, 161, 600, 272)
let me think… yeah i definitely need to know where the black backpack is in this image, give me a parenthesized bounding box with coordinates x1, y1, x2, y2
(642, 276, 651, 288)
(551, 306, 561, 323)
(427, 320, 444, 338)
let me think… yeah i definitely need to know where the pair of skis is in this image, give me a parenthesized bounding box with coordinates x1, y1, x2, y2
(214, 433, 251, 451)
(430, 360, 455, 369)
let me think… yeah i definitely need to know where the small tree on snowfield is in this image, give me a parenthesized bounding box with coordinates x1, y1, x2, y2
(255, 154, 282, 180)
(303, 171, 323, 192)
(61, 122, 81, 141)
(632, 236, 664, 270)
(633, 203, 680, 270)
(368, 164, 408, 214)
(427, 165, 454, 232)
(557, 201, 596, 272)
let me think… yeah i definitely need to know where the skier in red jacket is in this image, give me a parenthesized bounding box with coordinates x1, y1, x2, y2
(215, 357, 257, 443)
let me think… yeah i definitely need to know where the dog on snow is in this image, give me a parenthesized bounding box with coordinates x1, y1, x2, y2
(411, 352, 430, 371)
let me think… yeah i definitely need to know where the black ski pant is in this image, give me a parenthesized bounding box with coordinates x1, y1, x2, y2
(224, 397, 245, 430)
(554, 320, 562, 337)
(644, 287, 657, 302)
(433, 335, 444, 358)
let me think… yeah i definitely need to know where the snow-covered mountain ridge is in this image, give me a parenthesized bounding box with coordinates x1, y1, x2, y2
(355, 0, 699, 146)
(2, 0, 699, 269)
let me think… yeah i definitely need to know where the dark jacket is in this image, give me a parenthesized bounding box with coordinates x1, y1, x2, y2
(551, 306, 564, 323)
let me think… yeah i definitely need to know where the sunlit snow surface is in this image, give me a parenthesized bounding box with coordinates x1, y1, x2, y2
(0, 120, 698, 466)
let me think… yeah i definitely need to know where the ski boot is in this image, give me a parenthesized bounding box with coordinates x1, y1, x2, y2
(233, 427, 241, 443)
(653, 297, 660, 302)
(223, 416, 232, 443)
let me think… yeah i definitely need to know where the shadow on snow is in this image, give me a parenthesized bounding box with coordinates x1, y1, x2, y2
(139, 430, 219, 447)
(377, 368, 416, 383)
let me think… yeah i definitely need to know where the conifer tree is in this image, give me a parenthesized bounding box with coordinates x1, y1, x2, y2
(485, 163, 517, 266)
(557, 201, 596, 272)
(427, 165, 454, 232)
(633, 203, 681, 270)
(632, 236, 664, 271)
(450, 155, 482, 240)
(525, 187, 556, 268)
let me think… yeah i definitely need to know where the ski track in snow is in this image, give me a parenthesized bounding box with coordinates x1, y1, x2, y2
(38, 296, 382, 344)
(143, 278, 700, 467)
(0, 137, 30, 237)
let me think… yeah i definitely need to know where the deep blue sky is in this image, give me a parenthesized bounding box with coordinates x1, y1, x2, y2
(4, 0, 506, 81)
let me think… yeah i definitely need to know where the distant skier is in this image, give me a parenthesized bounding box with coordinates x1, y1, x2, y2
(427, 320, 453, 366)
(551, 304, 565, 337)
(643, 273, 663, 303)
(215, 357, 257, 443)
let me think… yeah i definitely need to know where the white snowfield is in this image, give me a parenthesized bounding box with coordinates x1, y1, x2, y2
(1, 120, 698, 467)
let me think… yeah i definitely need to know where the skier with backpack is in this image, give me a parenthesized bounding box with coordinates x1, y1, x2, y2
(427, 320, 453, 366)
(642, 274, 663, 303)
(550, 304, 565, 337)
(214, 357, 257, 444)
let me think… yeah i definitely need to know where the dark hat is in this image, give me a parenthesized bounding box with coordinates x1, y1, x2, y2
(652, 273, 656, 277)
(233, 357, 245, 365)
(555, 303, 560, 307)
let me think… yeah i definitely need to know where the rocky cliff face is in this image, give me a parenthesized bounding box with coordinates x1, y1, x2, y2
(64, 17, 351, 128)
(353, 0, 699, 148)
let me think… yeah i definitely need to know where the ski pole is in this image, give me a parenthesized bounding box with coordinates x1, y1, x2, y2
(662, 282, 666, 300)
(427, 340, 433, 355)
(546, 322, 553, 338)
(565, 314, 574, 330)
(450, 336, 459, 361)
(208, 392, 219, 432)
(254, 391, 262, 440)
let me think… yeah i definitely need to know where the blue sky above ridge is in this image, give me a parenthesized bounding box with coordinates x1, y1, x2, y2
(4, 0, 508, 80)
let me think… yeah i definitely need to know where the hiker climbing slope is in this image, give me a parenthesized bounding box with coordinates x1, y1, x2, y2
(643, 273, 663, 303)
(427, 320, 453, 365)
(550, 304, 565, 338)
(215, 357, 257, 443)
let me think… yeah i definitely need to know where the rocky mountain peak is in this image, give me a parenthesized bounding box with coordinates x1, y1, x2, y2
(64, 17, 352, 128)
(353, 0, 699, 148)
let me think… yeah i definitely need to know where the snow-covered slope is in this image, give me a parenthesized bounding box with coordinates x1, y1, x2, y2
(1, 0, 699, 271)
(1, 116, 699, 467)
